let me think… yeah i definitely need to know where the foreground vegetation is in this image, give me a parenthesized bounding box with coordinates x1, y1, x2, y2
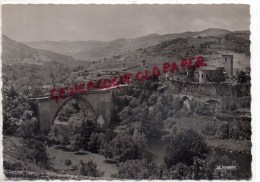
(2, 30, 251, 179)
(3, 76, 251, 179)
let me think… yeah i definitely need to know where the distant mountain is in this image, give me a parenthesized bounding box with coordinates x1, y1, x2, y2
(25, 31, 196, 60)
(2, 35, 41, 59)
(24, 40, 105, 61)
(2, 35, 76, 65)
(143, 28, 249, 56)
(36, 49, 76, 62)
(24, 28, 245, 61)
(192, 28, 231, 37)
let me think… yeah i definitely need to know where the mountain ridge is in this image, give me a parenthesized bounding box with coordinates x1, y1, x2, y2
(24, 28, 236, 61)
(2, 35, 76, 65)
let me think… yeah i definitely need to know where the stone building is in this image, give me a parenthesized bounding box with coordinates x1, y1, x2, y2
(198, 67, 225, 83)
(222, 55, 234, 76)
(196, 54, 234, 83)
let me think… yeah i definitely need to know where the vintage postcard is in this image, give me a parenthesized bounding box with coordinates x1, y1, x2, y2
(1, 2, 255, 180)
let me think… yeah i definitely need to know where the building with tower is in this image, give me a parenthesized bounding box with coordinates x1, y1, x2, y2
(222, 55, 234, 76)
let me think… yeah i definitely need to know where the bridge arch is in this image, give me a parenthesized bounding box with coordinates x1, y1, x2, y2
(32, 86, 129, 133)
(52, 95, 97, 127)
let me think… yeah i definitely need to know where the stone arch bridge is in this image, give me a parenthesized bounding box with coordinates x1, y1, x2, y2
(29, 85, 129, 133)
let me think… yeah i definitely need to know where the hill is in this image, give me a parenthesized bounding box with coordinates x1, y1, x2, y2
(2, 35, 76, 65)
(193, 28, 231, 37)
(24, 28, 236, 61)
(24, 40, 104, 60)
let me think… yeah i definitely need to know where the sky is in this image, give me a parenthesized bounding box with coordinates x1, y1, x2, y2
(2, 4, 250, 42)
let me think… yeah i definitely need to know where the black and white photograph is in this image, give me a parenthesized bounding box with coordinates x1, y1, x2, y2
(1, 3, 254, 180)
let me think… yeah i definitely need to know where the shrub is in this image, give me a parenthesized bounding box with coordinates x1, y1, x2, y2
(192, 152, 239, 180)
(164, 129, 209, 168)
(68, 134, 83, 151)
(164, 162, 191, 179)
(3, 161, 23, 171)
(202, 121, 218, 136)
(113, 160, 158, 179)
(2, 88, 39, 137)
(163, 151, 240, 180)
(21, 139, 49, 166)
(64, 159, 72, 170)
(88, 133, 104, 153)
(17, 117, 39, 138)
(100, 132, 142, 162)
(79, 160, 103, 177)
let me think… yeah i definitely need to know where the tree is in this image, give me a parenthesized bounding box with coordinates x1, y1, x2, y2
(114, 160, 158, 179)
(48, 101, 98, 150)
(214, 71, 225, 83)
(88, 132, 104, 153)
(191, 152, 239, 180)
(164, 129, 209, 168)
(3, 88, 39, 137)
(100, 132, 142, 162)
(69, 134, 84, 151)
(79, 160, 103, 177)
(53, 127, 59, 137)
(17, 116, 39, 138)
(61, 135, 71, 147)
(165, 162, 191, 179)
(49, 71, 56, 85)
(236, 71, 247, 83)
(22, 139, 49, 169)
(133, 129, 148, 150)
(3, 113, 18, 135)
(64, 159, 72, 170)
(79, 120, 98, 150)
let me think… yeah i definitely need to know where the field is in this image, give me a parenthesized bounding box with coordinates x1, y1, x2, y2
(46, 146, 117, 177)
(3, 136, 117, 177)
